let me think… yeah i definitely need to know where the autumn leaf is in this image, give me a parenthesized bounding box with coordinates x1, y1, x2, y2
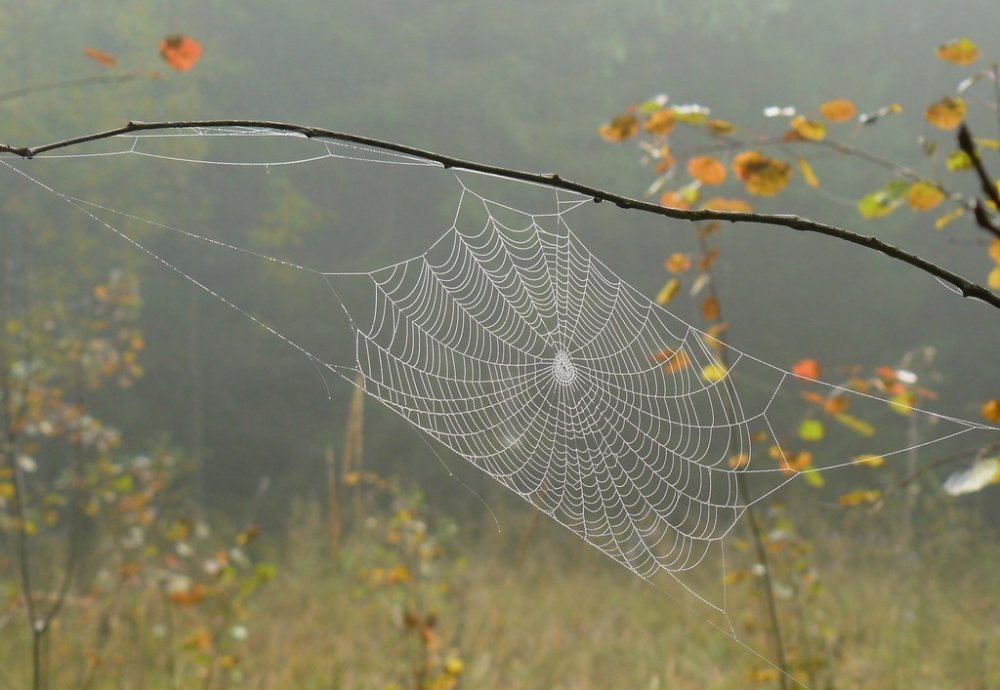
(980, 399, 1000, 423)
(819, 99, 857, 122)
(797, 158, 820, 188)
(905, 181, 945, 211)
(975, 138, 1000, 150)
(857, 190, 900, 219)
(665, 253, 691, 273)
(925, 96, 966, 130)
(706, 118, 735, 134)
(655, 278, 680, 306)
(792, 358, 821, 379)
(991, 266, 1000, 290)
(687, 155, 727, 185)
(729, 453, 750, 469)
(598, 113, 638, 142)
(946, 149, 972, 171)
(732, 151, 792, 196)
(643, 108, 676, 136)
(935, 37, 978, 66)
(169, 583, 207, 606)
(934, 206, 965, 229)
(854, 454, 885, 468)
(698, 247, 719, 271)
(834, 413, 875, 437)
(989, 238, 1000, 263)
(798, 419, 825, 442)
(160, 34, 203, 72)
(659, 190, 690, 210)
(650, 346, 690, 373)
(84, 47, 117, 67)
(837, 489, 881, 507)
(701, 363, 727, 382)
(703, 197, 752, 213)
(790, 115, 826, 141)
(701, 295, 720, 321)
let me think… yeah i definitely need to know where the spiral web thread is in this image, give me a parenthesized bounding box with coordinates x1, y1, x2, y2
(1, 127, 997, 609)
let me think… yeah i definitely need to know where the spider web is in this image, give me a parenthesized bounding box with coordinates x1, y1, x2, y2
(2, 127, 997, 679)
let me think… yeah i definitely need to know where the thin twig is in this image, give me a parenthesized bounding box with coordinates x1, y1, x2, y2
(0, 119, 997, 310)
(957, 123, 1000, 240)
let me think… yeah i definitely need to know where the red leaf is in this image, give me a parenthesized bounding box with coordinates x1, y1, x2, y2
(160, 35, 203, 72)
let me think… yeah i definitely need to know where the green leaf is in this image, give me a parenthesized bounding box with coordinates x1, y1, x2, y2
(798, 419, 825, 442)
(857, 191, 898, 219)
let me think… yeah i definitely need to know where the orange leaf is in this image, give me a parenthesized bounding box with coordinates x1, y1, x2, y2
(982, 399, 1000, 423)
(819, 99, 857, 122)
(823, 395, 849, 414)
(792, 358, 821, 380)
(659, 191, 690, 210)
(790, 115, 826, 141)
(649, 346, 690, 373)
(729, 453, 750, 469)
(905, 181, 945, 211)
(84, 47, 117, 67)
(643, 108, 677, 137)
(665, 253, 691, 273)
(732, 151, 792, 196)
(703, 197, 752, 213)
(925, 96, 966, 130)
(160, 35, 203, 72)
(687, 156, 727, 185)
(701, 296, 720, 321)
(935, 37, 978, 66)
(698, 247, 719, 271)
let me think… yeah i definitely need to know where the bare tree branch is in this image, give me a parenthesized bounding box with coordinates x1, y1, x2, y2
(1, 118, 998, 310)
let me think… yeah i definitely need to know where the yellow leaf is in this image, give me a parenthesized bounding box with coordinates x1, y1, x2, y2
(935, 37, 978, 66)
(790, 115, 826, 141)
(798, 419, 825, 442)
(643, 108, 676, 136)
(989, 238, 1000, 264)
(854, 454, 885, 468)
(980, 399, 1000, 423)
(837, 489, 881, 507)
(905, 181, 945, 211)
(889, 392, 916, 416)
(989, 266, 1000, 290)
(701, 363, 727, 382)
(732, 151, 792, 197)
(925, 96, 966, 130)
(664, 253, 691, 273)
(835, 413, 875, 437)
(687, 155, 727, 185)
(934, 206, 965, 229)
(655, 278, 680, 306)
(802, 469, 825, 487)
(797, 158, 820, 188)
(975, 138, 1000, 150)
(946, 150, 972, 171)
(819, 99, 857, 122)
(598, 113, 638, 142)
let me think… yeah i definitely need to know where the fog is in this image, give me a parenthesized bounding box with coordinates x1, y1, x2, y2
(2, 1, 999, 687)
